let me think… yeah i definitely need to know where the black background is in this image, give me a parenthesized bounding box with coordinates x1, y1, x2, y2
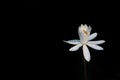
(8, 0, 120, 80)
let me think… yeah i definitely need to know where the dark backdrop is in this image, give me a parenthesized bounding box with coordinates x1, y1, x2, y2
(18, 1, 120, 80)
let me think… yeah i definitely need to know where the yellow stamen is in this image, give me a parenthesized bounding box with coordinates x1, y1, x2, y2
(83, 30, 88, 35)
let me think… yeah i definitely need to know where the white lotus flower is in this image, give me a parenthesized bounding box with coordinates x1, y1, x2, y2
(64, 24, 105, 62)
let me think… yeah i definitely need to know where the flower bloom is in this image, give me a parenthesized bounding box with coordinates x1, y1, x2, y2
(64, 24, 105, 62)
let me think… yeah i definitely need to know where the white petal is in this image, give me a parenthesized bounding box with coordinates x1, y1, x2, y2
(88, 33, 97, 41)
(88, 26, 92, 33)
(87, 43, 103, 50)
(69, 44, 82, 51)
(78, 25, 90, 43)
(87, 40, 105, 44)
(83, 45, 91, 62)
(63, 40, 80, 45)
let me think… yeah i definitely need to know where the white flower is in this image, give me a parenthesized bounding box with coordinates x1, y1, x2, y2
(64, 24, 105, 62)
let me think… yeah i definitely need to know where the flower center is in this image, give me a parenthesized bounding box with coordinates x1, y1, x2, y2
(82, 40, 88, 45)
(83, 30, 88, 36)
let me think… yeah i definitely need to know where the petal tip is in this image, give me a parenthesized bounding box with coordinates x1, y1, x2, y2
(85, 58, 90, 62)
(63, 40, 68, 43)
(69, 48, 75, 52)
(86, 58, 90, 62)
(63, 40, 66, 42)
(103, 40, 105, 43)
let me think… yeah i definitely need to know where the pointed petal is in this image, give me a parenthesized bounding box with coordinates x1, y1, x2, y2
(88, 33, 97, 41)
(87, 40, 105, 44)
(69, 44, 82, 51)
(78, 26, 83, 40)
(88, 26, 92, 33)
(87, 43, 104, 50)
(63, 40, 80, 45)
(83, 45, 91, 62)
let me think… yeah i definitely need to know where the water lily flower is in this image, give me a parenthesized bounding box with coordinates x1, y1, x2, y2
(64, 24, 105, 62)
